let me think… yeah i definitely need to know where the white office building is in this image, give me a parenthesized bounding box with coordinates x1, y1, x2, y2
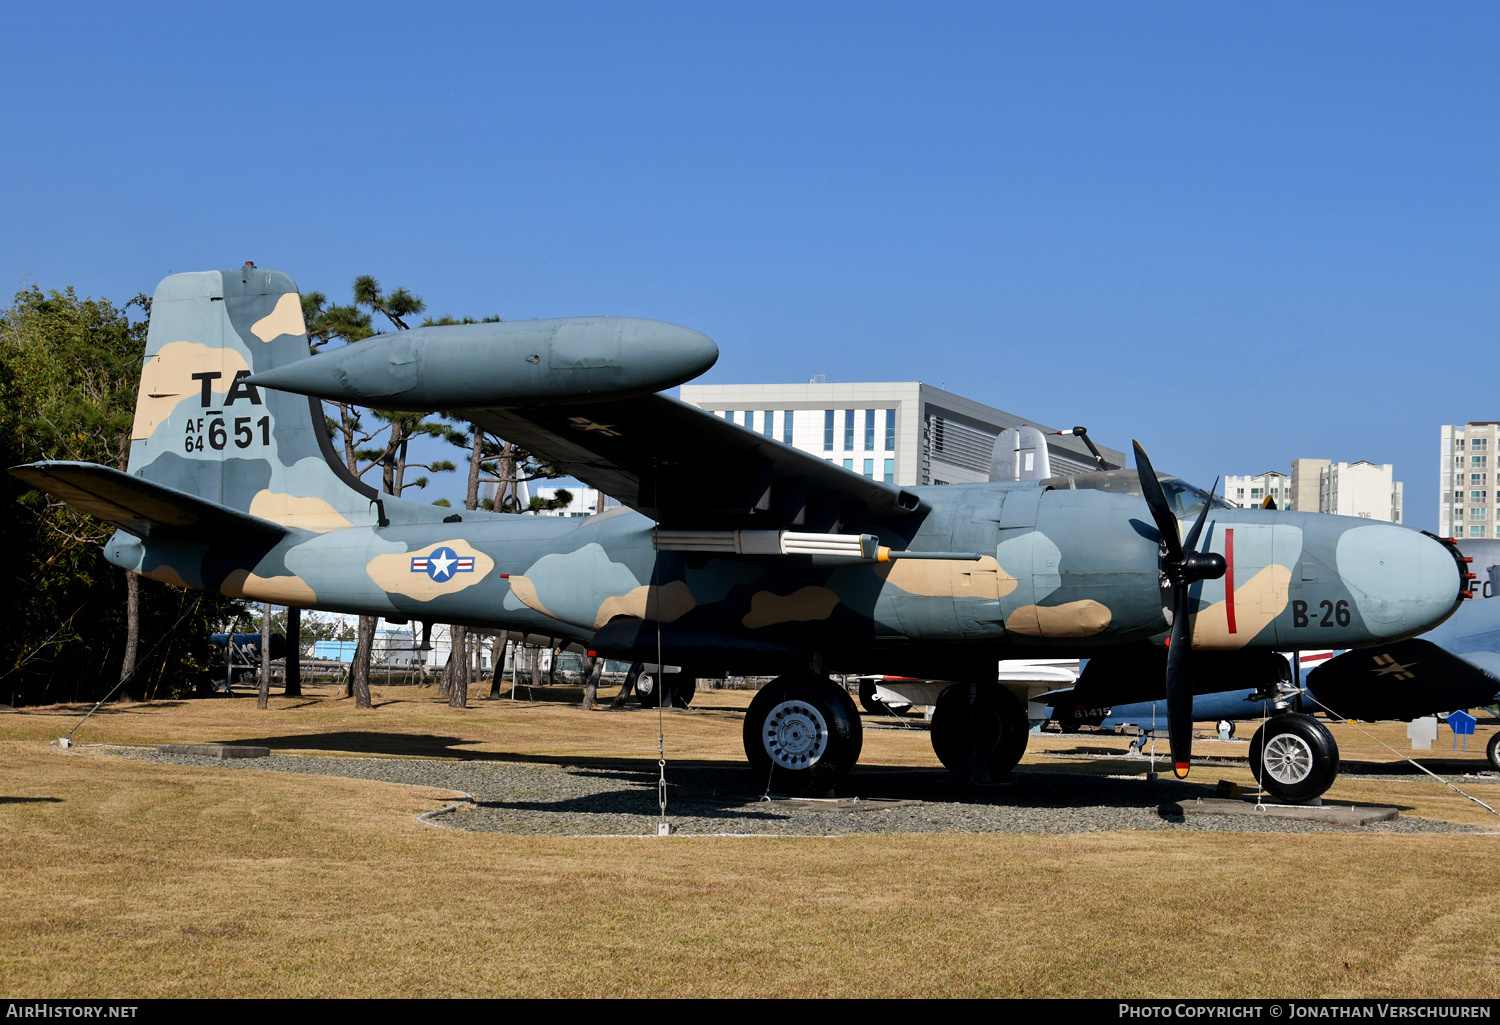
(1320, 461, 1402, 523)
(678, 381, 1122, 486)
(1441, 422, 1500, 539)
(1226, 459, 1402, 522)
(1225, 470, 1292, 509)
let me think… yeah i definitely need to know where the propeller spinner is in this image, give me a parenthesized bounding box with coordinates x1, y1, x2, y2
(1132, 441, 1227, 779)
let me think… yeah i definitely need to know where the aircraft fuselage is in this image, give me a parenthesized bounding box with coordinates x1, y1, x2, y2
(104, 481, 1464, 680)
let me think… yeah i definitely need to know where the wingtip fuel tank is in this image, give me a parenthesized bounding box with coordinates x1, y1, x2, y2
(245, 317, 718, 408)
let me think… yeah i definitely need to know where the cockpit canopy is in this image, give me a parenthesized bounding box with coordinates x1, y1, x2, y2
(1040, 469, 1234, 520)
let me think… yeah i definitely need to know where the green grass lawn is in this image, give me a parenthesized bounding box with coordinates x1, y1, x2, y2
(3, 688, 1498, 998)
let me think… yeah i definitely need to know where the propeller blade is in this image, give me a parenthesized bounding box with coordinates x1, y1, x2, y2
(1182, 476, 1220, 554)
(1132, 440, 1182, 561)
(1165, 583, 1196, 778)
(1134, 457, 1228, 780)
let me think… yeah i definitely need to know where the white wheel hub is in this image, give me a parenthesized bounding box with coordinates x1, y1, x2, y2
(763, 700, 829, 769)
(637, 674, 654, 696)
(1262, 732, 1314, 785)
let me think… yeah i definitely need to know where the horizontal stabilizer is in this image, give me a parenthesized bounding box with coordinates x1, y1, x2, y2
(9, 461, 286, 541)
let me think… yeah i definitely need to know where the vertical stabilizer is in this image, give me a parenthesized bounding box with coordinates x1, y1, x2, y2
(128, 266, 383, 533)
(989, 426, 1052, 482)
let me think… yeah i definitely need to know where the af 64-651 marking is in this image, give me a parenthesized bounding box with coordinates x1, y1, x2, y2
(184, 368, 269, 452)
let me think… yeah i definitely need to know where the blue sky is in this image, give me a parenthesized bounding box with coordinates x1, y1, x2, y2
(4, 2, 1495, 528)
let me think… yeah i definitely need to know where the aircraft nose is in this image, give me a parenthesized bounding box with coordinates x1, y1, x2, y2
(1334, 524, 1465, 639)
(620, 319, 719, 381)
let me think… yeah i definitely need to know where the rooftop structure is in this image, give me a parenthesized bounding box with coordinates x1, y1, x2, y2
(1225, 470, 1291, 510)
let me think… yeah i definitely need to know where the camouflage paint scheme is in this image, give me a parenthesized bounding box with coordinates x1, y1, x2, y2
(11, 268, 1467, 697)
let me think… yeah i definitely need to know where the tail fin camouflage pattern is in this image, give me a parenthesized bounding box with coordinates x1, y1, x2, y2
(11, 266, 458, 607)
(127, 265, 391, 531)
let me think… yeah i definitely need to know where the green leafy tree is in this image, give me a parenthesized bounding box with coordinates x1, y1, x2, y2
(300, 277, 458, 707)
(301, 291, 374, 472)
(351, 277, 453, 497)
(1, 285, 243, 705)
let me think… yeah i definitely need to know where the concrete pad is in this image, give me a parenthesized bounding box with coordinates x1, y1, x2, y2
(736, 797, 923, 813)
(157, 743, 270, 759)
(1159, 797, 1399, 825)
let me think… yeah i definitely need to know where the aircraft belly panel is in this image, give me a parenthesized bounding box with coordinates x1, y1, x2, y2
(891, 594, 960, 639)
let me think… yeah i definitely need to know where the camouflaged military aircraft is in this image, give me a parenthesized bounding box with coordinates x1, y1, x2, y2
(9, 266, 1472, 802)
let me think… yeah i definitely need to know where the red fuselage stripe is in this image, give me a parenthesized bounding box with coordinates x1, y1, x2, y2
(1224, 528, 1237, 634)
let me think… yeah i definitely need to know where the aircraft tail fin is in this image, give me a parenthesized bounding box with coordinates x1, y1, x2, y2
(126, 266, 388, 534)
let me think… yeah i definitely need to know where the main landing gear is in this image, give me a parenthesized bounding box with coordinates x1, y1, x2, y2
(930, 683, 1030, 785)
(636, 669, 697, 709)
(1248, 713, 1340, 803)
(856, 678, 911, 716)
(742, 677, 1033, 793)
(742, 673, 863, 795)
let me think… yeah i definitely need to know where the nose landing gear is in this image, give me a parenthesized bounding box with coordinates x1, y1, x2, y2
(1249, 713, 1340, 803)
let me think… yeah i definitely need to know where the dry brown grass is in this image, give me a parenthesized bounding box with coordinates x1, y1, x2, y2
(3, 688, 1499, 998)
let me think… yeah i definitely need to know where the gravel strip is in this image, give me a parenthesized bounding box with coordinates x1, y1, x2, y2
(95, 747, 1485, 837)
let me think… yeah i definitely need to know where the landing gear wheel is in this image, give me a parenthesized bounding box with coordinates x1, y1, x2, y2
(743, 673, 863, 795)
(1487, 730, 1500, 773)
(930, 683, 1029, 784)
(1217, 719, 1236, 739)
(1249, 713, 1340, 803)
(635, 670, 661, 708)
(638, 674, 694, 708)
(857, 679, 910, 715)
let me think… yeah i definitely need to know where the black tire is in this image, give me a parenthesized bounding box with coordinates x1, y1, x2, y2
(636, 670, 661, 708)
(638, 673, 694, 708)
(743, 673, 863, 796)
(1487, 731, 1500, 773)
(612, 662, 643, 708)
(930, 683, 1029, 785)
(858, 678, 891, 715)
(670, 677, 696, 708)
(1249, 713, 1340, 803)
(1217, 719, 1236, 739)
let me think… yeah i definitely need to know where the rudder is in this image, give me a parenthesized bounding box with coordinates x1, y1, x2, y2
(128, 265, 383, 534)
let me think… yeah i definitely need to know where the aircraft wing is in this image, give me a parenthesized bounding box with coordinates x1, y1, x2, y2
(1306, 638, 1500, 720)
(467, 394, 925, 531)
(9, 461, 286, 541)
